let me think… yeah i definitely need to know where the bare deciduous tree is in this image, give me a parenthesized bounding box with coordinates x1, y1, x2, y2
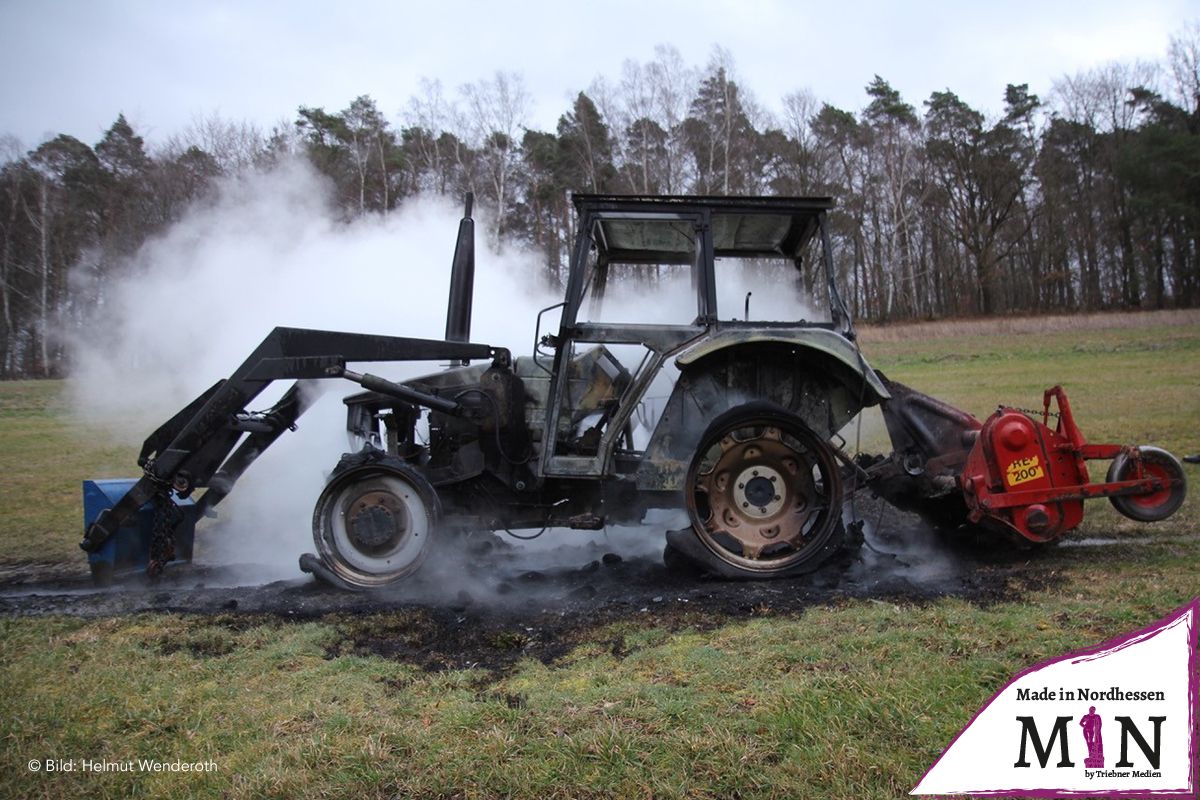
(169, 113, 265, 173)
(646, 44, 695, 193)
(461, 72, 531, 247)
(1167, 20, 1200, 113)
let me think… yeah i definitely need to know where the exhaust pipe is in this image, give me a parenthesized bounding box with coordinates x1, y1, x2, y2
(444, 193, 475, 364)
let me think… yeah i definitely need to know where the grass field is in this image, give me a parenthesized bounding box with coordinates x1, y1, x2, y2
(1, 310, 1198, 799)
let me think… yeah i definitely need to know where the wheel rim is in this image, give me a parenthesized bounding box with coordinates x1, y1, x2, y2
(687, 412, 842, 573)
(314, 468, 432, 587)
(1108, 446, 1187, 523)
(1126, 460, 1173, 511)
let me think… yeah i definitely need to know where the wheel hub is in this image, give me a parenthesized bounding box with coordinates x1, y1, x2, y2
(697, 425, 823, 559)
(345, 490, 409, 552)
(733, 466, 786, 518)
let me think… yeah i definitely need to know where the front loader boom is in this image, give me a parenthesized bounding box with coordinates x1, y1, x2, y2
(80, 325, 508, 555)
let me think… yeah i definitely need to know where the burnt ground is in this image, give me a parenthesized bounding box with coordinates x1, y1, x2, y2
(0, 498, 1054, 673)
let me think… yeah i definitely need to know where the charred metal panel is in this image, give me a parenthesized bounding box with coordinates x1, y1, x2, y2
(866, 375, 983, 529)
(877, 375, 981, 470)
(673, 326, 889, 404)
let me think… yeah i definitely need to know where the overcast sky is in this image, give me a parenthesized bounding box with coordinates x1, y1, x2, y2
(1, 0, 1197, 151)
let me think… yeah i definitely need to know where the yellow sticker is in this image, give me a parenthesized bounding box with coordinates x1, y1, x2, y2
(1005, 455, 1045, 487)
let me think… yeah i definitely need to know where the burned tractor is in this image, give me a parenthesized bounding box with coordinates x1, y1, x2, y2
(81, 194, 1188, 588)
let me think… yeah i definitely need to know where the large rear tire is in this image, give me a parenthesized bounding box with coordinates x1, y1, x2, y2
(683, 402, 845, 578)
(312, 458, 441, 589)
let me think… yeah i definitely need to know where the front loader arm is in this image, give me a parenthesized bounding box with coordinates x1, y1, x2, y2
(81, 326, 506, 553)
(191, 380, 316, 518)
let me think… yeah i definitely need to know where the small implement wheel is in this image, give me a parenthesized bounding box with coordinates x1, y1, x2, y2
(1107, 446, 1187, 523)
(312, 459, 441, 589)
(685, 402, 845, 577)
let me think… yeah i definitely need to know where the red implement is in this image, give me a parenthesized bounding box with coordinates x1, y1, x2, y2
(960, 386, 1187, 542)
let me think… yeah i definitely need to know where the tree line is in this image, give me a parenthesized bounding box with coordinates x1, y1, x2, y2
(2, 31, 1198, 379)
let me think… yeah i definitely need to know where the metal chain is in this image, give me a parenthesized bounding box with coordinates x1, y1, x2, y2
(148, 492, 180, 578)
(1011, 406, 1061, 420)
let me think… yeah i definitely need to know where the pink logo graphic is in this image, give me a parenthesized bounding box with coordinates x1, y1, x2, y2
(1080, 706, 1104, 768)
(912, 598, 1197, 797)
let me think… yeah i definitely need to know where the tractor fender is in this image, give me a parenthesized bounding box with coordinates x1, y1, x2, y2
(635, 335, 886, 492)
(673, 327, 889, 402)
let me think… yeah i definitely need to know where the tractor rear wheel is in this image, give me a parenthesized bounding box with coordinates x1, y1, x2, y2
(683, 402, 845, 578)
(1107, 446, 1187, 523)
(312, 458, 441, 589)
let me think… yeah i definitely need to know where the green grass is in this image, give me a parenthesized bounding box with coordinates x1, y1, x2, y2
(1, 311, 1198, 799)
(861, 317, 1200, 450)
(1, 554, 1196, 799)
(0, 380, 138, 568)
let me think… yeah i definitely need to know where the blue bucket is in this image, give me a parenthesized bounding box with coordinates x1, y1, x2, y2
(82, 479, 198, 582)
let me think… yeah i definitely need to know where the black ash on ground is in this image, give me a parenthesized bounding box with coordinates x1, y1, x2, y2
(0, 499, 1051, 673)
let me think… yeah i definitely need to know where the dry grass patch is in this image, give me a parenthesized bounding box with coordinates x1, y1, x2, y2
(857, 307, 1200, 343)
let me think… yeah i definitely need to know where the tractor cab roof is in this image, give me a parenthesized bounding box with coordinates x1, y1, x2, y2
(571, 194, 834, 264)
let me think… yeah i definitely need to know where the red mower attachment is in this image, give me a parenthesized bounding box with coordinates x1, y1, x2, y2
(961, 386, 1187, 542)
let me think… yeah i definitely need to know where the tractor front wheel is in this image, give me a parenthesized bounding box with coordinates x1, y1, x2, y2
(312, 458, 441, 589)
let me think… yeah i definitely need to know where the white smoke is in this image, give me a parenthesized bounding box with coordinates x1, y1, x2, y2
(68, 159, 558, 576)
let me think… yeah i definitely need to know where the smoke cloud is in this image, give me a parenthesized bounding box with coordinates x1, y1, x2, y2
(69, 159, 558, 576)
